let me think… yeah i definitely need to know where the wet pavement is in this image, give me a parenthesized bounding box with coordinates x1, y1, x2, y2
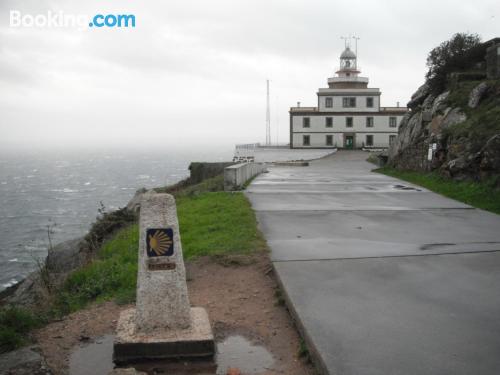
(246, 150, 500, 375)
(70, 334, 274, 375)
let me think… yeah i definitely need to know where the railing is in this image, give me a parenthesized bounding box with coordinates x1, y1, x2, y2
(327, 76, 369, 83)
(380, 107, 407, 112)
(290, 107, 317, 112)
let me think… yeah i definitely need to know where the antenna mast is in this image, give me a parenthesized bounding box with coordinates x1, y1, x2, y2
(353, 36, 360, 69)
(266, 79, 271, 146)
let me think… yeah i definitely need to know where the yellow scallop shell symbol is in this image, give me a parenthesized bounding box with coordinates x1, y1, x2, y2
(148, 230, 173, 256)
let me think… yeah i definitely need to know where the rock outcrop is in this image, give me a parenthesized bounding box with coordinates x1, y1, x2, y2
(0, 346, 52, 375)
(388, 79, 500, 182)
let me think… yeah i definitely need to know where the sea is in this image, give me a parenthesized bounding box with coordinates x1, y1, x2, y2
(0, 148, 232, 292)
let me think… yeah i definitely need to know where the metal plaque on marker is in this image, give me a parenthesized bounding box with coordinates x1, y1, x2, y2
(146, 228, 174, 257)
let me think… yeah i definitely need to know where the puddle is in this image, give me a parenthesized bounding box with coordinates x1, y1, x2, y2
(216, 335, 274, 374)
(69, 334, 274, 375)
(69, 334, 115, 375)
(393, 184, 422, 191)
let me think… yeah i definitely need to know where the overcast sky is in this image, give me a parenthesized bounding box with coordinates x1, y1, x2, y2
(0, 0, 498, 153)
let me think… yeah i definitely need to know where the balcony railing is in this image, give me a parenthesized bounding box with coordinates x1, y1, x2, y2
(290, 107, 317, 112)
(328, 76, 369, 84)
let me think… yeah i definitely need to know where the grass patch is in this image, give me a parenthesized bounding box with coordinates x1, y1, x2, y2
(177, 192, 267, 258)
(297, 338, 309, 358)
(375, 167, 500, 214)
(0, 306, 45, 353)
(3, 167, 266, 351)
(154, 174, 224, 197)
(55, 224, 139, 313)
(54, 191, 266, 312)
(274, 289, 285, 306)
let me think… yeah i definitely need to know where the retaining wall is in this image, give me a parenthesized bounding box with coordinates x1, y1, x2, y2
(224, 163, 266, 191)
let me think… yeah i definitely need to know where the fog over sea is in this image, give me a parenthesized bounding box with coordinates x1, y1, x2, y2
(0, 148, 232, 292)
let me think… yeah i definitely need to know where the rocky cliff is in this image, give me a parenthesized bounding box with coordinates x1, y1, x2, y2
(388, 77, 500, 182)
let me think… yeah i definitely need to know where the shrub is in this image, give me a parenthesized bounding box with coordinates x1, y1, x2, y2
(0, 306, 44, 353)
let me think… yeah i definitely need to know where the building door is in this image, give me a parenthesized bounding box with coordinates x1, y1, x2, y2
(345, 135, 354, 149)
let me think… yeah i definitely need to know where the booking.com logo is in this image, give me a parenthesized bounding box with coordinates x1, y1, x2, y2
(9, 10, 136, 30)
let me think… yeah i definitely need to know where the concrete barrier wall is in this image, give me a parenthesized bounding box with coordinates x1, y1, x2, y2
(224, 163, 266, 191)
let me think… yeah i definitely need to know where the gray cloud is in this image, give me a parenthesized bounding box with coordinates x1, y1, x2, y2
(1, 0, 499, 151)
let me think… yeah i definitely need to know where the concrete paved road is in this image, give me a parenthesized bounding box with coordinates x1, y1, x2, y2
(246, 151, 500, 375)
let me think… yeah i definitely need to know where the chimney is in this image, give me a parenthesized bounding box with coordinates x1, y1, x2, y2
(297, 101, 301, 108)
(397, 101, 400, 107)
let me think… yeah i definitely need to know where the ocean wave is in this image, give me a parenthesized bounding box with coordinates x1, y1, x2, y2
(8, 258, 18, 262)
(50, 188, 80, 193)
(2, 279, 19, 288)
(84, 182, 92, 186)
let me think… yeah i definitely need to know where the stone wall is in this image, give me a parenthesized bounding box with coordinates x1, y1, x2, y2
(224, 163, 267, 191)
(188, 162, 234, 184)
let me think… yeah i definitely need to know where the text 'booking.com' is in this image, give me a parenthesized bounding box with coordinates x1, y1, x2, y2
(9, 11, 136, 30)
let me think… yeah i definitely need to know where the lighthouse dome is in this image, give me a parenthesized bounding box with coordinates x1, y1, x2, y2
(340, 47, 356, 59)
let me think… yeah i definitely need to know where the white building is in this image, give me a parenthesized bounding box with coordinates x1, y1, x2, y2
(290, 43, 407, 149)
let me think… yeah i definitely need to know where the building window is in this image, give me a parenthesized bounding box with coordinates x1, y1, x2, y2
(389, 117, 397, 127)
(366, 135, 374, 146)
(389, 135, 396, 145)
(366, 117, 374, 128)
(325, 97, 333, 108)
(326, 135, 333, 146)
(342, 97, 356, 108)
(325, 117, 333, 128)
(303, 117, 310, 128)
(303, 135, 310, 146)
(366, 97, 374, 108)
(346, 117, 353, 127)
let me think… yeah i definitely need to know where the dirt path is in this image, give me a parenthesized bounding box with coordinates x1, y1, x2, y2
(35, 254, 314, 375)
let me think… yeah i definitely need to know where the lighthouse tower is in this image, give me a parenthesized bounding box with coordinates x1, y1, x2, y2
(288, 37, 408, 150)
(328, 43, 369, 89)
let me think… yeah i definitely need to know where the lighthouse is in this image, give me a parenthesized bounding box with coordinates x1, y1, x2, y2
(289, 38, 407, 149)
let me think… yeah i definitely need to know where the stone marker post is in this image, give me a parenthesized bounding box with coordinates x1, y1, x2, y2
(113, 192, 214, 364)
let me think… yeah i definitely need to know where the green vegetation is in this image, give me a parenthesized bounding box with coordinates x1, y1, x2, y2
(274, 289, 286, 306)
(376, 167, 500, 214)
(426, 32, 485, 94)
(83, 205, 137, 254)
(178, 192, 267, 258)
(1, 167, 267, 352)
(444, 79, 500, 149)
(53, 191, 265, 313)
(154, 174, 224, 197)
(56, 224, 139, 313)
(0, 306, 45, 353)
(297, 338, 309, 358)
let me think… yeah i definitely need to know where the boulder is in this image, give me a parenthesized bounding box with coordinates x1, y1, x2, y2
(441, 108, 466, 129)
(6, 237, 85, 307)
(431, 91, 450, 116)
(468, 82, 489, 108)
(421, 93, 436, 110)
(446, 156, 468, 176)
(126, 188, 147, 213)
(479, 134, 500, 173)
(407, 83, 430, 109)
(5, 272, 46, 307)
(0, 346, 52, 375)
(45, 237, 85, 274)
